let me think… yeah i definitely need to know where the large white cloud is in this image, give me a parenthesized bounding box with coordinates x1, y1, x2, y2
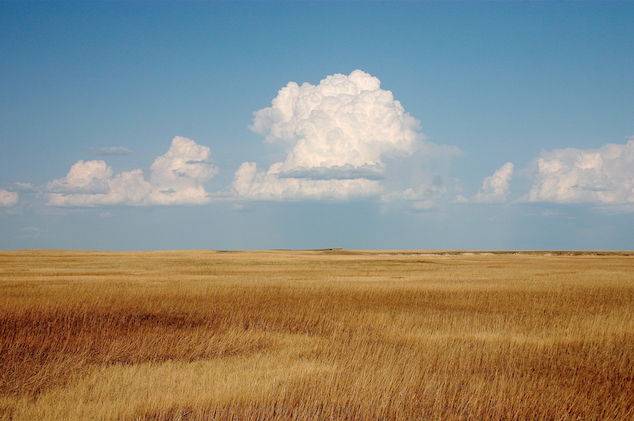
(522, 140, 634, 205)
(46, 137, 218, 206)
(0, 190, 19, 207)
(232, 70, 427, 200)
(472, 162, 514, 203)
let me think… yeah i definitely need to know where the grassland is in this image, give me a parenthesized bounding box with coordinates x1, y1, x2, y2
(0, 249, 633, 420)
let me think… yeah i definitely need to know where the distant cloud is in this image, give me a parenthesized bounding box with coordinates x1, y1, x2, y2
(46, 160, 113, 194)
(232, 70, 428, 200)
(380, 184, 444, 212)
(46, 164, 151, 206)
(1, 182, 35, 192)
(472, 162, 514, 203)
(46, 136, 218, 206)
(21, 226, 45, 232)
(521, 139, 634, 206)
(147, 136, 219, 205)
(17, 226, 44, 238)
(91, 147, 133, 156)
(278, 163, 386, 181)
(0, 190, 19, 207)
(232, 161, 383, 200)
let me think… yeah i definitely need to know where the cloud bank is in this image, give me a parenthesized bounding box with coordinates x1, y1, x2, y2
(232, 70, 427, 200)
(14, 68, 631, 215)
(46, 137, 218, 206)
(522, 140, 634, 205)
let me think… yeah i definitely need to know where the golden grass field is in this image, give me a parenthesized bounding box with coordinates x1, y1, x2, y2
(0, 249, 633, 420)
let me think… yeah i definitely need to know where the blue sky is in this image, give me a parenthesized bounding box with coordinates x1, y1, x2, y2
(1, 1, 633, 251)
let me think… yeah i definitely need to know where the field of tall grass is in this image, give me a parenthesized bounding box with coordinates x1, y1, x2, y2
(1, 249, 633, 420)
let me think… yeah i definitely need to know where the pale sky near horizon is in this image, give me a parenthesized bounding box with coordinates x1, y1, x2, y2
(1, 1, 633, 251)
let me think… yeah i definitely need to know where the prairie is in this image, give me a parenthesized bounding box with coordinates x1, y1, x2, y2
(0, 249, 633, 420)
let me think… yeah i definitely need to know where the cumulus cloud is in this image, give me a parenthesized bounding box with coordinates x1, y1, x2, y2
(1, 182, 35, 192)
(0, 190, 19, 207)
(232, 70, 427, 200)
(522, 140, 634, 205)
(472, 162, 514, 203)
(46, 137, 218, 206)
(46, 165, 152, 207)
(91, 147, 133, 156)
(146, 136, 218, 205)
(232, 162, 383, 200)
(46, 160, 113, 194)
(278, 163, 386, 181)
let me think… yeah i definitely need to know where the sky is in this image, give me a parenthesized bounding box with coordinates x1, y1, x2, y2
(1, 0, 633, 251)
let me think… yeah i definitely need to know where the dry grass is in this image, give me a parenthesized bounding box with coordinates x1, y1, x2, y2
(0, 249, 633, 420)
